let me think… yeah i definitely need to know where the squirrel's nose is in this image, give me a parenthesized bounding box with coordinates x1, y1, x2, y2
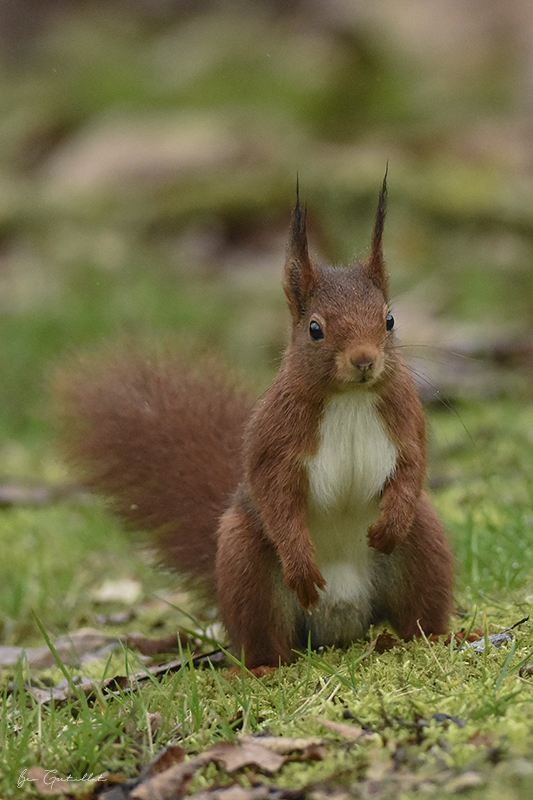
(352, 359, 374, 374)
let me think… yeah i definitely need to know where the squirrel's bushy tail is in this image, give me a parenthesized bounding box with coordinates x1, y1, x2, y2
(53, 342, 253, 599)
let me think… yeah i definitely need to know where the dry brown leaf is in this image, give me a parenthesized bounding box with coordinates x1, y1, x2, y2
(142, 745, 187, 777)
(28, 676, 100, 705)
(24, 766, 105, 796)
(316, 718, 365, 741)
(186, 786, 272, 800)
(24, 650, 226, 705)
(0, 628, 120, 670)
(443, 771, 485, 793)
(130, 755, 209, 800)
(207, 741, 286, 774)
(237, 734, 325, 755)
(126, 632, 191, 655)
(130, 736, 327, 799)
(370, 631, 404, 654)
(443, 628, 483, 646)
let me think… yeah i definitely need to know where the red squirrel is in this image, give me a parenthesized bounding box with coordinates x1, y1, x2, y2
(55, 176, 454, 671)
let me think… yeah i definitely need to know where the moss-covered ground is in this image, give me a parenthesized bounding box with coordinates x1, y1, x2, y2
(1, 2, 533, 797)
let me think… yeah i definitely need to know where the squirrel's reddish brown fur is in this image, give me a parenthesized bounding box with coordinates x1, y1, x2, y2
(54, 349, 253, 600)
(55, 177, 454, 670)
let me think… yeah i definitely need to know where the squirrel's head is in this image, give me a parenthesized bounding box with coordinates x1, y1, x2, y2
(283, 174, 395, 391)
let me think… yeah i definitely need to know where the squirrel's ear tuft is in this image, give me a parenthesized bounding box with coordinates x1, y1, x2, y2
(364, 167, 389, 297)
(283, 182, 316, 320)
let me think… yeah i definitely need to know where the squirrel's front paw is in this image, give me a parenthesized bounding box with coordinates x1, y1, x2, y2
(367, 518, 398, 555)
(284, 561, 326, 611)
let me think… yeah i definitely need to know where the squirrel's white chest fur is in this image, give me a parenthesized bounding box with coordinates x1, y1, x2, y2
(307, 390, 397, 510)
(303, 390, 397, 645)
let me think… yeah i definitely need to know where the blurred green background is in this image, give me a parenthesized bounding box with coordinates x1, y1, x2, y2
(2, 10, 533, 790)
(0, 0, 532, 472)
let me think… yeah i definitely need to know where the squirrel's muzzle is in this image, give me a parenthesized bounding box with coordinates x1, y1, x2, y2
(335, 344, 383, 384)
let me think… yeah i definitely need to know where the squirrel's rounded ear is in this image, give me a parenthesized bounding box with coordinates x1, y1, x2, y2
(364, 168, 389, 297)
(283, 182, 316, 319)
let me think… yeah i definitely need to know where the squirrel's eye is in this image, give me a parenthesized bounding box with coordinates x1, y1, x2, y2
(386, 312, 394, 331)
(309, 320, 324, 341)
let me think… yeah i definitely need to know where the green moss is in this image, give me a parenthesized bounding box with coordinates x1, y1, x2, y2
(1, 2, 533, 796)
